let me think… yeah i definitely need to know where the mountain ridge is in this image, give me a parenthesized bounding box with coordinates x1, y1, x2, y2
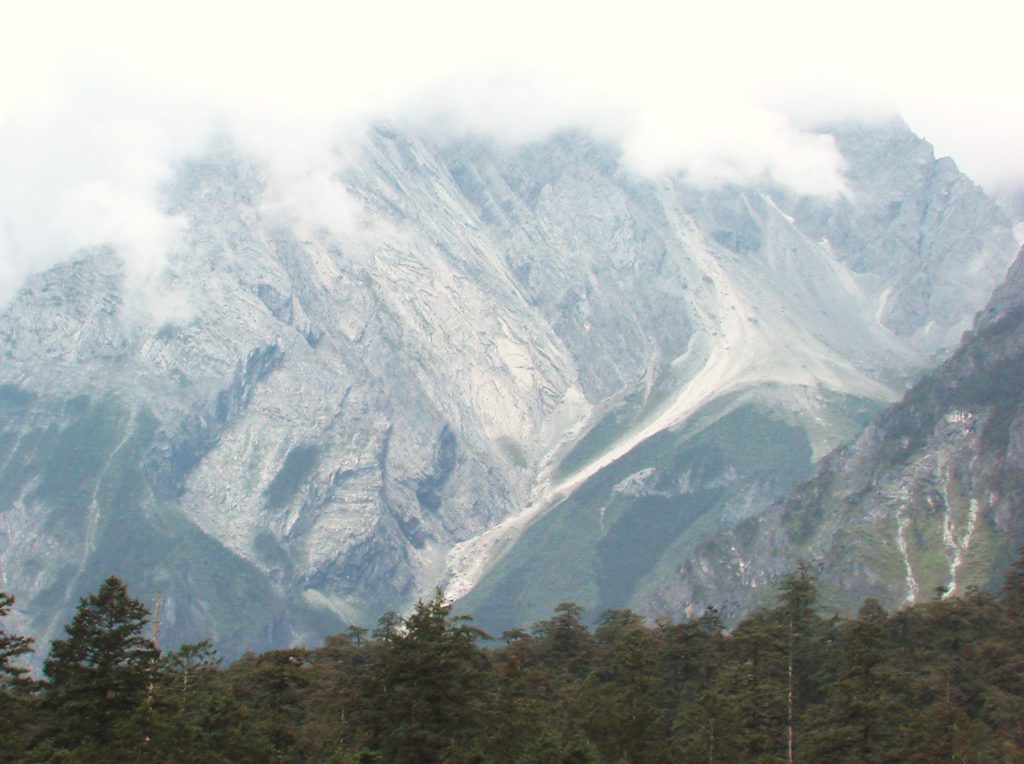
(0, 118, 1016, 657)
(652, 244, 1024, 621)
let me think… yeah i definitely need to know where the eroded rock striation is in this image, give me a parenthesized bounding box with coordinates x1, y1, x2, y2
(0, 118, 1016, 655)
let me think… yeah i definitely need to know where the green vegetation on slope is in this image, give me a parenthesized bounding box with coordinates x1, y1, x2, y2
(464, 402, 815, 636)
(6, 560, 1024, 762)
(0, 390, 343, 665)
(554, 367, 678, 482)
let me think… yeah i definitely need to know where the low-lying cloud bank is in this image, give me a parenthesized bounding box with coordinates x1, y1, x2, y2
(1, 0, 1021, 306)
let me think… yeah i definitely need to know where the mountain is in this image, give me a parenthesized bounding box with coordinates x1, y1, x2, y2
(654, 244, 1024, 621)
(0, 118, 1016, 657)
(455, 123, 1020, 632)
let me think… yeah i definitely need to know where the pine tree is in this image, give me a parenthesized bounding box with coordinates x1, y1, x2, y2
(530, 601, 593, 677)
(713, 609, 789, 759)
(43, 575, 161, 747)
(225, 646, 314, 756)
(673, 691, 745, 764)
(372, 588, 490, 763)
(0, 592, 33, 688)
(777, 561, 829, 764)
(581, 609, 666, 761)
(710, 563, 829, 762)
(801, 601, 910, 762)
(0, 592, 34, 762)
(903, 700, 999, 762)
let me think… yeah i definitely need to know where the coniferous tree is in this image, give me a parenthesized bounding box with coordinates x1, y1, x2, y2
(530, 601, 593, 677)
(777, 561, 829, 763)
(987, 559, 1024, 755)
(121, 636, 277, 764)
(713, 608, 790, 759)
(10, 559, 1024, 761)
(490, 648, 548, 761)
(372, 611, 403, 642)
(673, 690, 745, 764)
(581, 609, 667, 762)
(0, 592, 34, 763)
(42, 575, 161, 748)
(708, 564, 830, 762)
(222, 646, 317, 759)
(902, 700, 1000, 763)
(0, 592, 33, 687)
(370, 589, 490, 763)
(660, 606, 725, 707)
(801, 600, 910, 762)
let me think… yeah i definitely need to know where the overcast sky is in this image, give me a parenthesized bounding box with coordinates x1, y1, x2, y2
(1, 0, 1022, 306)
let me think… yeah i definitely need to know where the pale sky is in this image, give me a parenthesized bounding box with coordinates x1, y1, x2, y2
(1, 0, 1022, 305)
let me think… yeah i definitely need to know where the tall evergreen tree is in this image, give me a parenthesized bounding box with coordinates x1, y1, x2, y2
(0, 592, 33, 688)
(713, 608, 790, 759)
(581, 609, 666, 762)
(530, 601, 593, 677)
(902, 700, 1000, 763)
(370, 589, 490, 763)
(42, 575, 161, 748)
(0, 592, 34, 763)
(673, 691, 745, 764)
(777, 561, 824, 764)
(801, 601, 910, 762)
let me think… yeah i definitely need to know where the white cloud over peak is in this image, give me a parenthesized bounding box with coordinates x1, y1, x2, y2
(1, 0, 1022, 305)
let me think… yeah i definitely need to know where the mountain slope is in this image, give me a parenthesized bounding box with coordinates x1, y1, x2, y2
(655, 246, 1024, 620)
(455, 124, 1019, 632)
(0, 119, 1015, 656)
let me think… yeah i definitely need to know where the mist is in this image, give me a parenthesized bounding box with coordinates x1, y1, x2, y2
(1, 0, 1022, 307)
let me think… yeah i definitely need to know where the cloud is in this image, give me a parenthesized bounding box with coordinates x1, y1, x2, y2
(0, 64, 208, 308)
(1, 0, 1023, 307)
(259, 166, 360, 242)
(618, 96, 848, 196)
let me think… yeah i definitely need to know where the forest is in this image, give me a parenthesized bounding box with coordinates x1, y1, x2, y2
(4, 558, 1024, 763)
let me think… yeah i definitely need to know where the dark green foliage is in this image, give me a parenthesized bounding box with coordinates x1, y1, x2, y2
(530, 601, 592, 675)
(902, 701, 1000, 762)
(673, 691, 745, 763)
(366, 589, 490, 763)
(227, 647, 314, 754)
(10, 555, 1024, 760)
(42, 576, 161, 749)
(0, 592, 35, 763)
(579, 609, 667, 761)
(801, 607, 910, 761)
(465, 402, 815, 638)
(0, 592, 33, 687)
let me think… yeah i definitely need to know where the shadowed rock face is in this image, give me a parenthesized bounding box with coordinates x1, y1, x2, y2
(658, 246, 1024, 624)
(0, 118, 1016, 659)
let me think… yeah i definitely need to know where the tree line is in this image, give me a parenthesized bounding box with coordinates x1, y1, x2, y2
(4, 559, 1024, 762)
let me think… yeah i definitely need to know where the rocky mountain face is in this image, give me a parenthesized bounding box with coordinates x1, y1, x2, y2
(656, 246, 1024, 622)
(0, 118, 1016, 657)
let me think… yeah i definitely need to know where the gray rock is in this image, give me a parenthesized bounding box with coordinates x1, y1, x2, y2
(0, 119, 1015, 658)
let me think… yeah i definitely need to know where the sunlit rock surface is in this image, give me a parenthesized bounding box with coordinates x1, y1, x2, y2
(0, 118, 1016, 656)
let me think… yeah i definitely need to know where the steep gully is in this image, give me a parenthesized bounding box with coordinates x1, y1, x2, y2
(443, 198, 890, 600)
